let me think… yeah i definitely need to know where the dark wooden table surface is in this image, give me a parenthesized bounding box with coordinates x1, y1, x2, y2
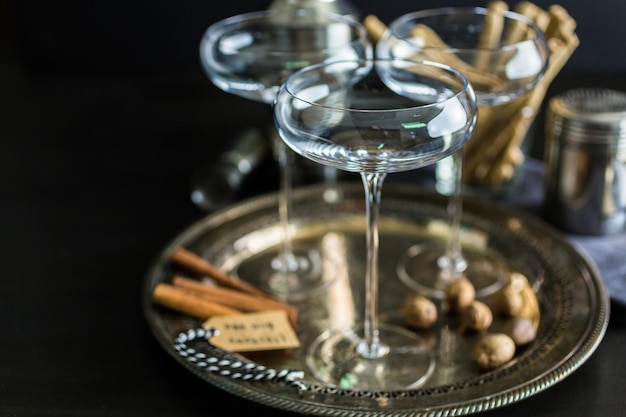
(1, 59, 624, 416)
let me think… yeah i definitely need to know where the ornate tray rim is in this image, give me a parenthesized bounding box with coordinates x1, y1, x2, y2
(142, 182, 610, 416)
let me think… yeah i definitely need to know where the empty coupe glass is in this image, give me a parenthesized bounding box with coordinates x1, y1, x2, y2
(376, 7, 549, 298)
(274, 58, 477, 390)
(200, 9, 371, 300)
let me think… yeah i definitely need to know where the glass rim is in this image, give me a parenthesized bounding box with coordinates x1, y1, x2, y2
(200, 9, 370, 58)
(281, 58, 474, 113)
(387, 6, 548, 52)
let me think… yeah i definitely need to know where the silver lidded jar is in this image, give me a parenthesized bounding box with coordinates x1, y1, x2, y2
(544, 87, 626, 235)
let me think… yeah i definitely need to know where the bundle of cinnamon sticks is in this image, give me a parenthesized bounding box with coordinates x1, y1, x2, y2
(364, 1, 579, 188)
(152, 247, 298, 328)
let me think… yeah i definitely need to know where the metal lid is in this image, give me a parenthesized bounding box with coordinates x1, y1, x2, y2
(548, 87, 626, 145)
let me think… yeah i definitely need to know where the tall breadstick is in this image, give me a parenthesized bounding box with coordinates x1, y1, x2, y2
(367, 13, 505, 91)
(483, 36, 578, 184)
(362, 14, 387, 43)
(514, 1, 550, 32)
(474, 1, 508, 70)
(410, 24, 505, 91)
(545, 4, 577, 42)
(463, 94, 522, 161)
(466, 2, 579, 186)
(506, 2, 534, 44)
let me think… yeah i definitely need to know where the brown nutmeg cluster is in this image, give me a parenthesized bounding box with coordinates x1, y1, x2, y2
(443, 277, 511, 371)
(443, 274, 540, 371)
(400, 271, 541, 373)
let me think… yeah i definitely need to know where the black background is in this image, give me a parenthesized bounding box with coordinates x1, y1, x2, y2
(0, 1, 624, 416)
(6, 0, 626, 76)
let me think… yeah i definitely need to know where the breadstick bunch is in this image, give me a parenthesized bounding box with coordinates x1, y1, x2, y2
(364, 1, 579, 189)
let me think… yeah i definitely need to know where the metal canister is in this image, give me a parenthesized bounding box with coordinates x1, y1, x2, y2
(544, 87, 626, 235)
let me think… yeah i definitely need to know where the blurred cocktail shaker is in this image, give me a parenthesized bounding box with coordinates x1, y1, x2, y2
(266, 0, 359, 19)
(191, 128, 269, 211)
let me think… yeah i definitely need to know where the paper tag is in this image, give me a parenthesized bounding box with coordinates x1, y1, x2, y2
(203, 310, 300, 352)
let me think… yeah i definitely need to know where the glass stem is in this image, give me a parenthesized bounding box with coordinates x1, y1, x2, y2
(276, 137, 297, 272)
(439, 149, 467, 280)
(357, 172, 388, 359)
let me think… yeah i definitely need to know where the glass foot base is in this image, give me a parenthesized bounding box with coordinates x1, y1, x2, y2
(235, 245, 332, 301)
(306, 323, 435, 391)
(397, 240, 509, 299)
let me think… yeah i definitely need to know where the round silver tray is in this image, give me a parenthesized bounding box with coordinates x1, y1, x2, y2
(143, 182, 610, 416)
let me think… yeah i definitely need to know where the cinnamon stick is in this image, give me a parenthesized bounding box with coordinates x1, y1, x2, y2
(172, 275, 298, 327)
(152, 283, 243, 319)
(169, 247, 274, 299)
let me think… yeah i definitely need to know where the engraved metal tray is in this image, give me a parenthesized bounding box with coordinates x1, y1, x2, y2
(142, 182, 610, 416)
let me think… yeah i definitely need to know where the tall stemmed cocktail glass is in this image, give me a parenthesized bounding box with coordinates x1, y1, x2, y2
(274, 58, 477, 390)
(199, 10, 371, 300)
(376, 7, 549, 298)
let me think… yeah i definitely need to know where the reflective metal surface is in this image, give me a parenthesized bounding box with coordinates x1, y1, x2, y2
(544, 87, 626, 235)
(143, 183, 609, 416)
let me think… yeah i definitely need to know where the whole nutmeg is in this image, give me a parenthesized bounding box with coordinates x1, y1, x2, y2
(402, 295, 438, 329)
(496, 272, 541, 329)
(475, 333, 516, 370)
(461, 300, 493, 331)
(503, 317, 537, 346)
(517, 281, 541, 330)
(445, 276, 476, 312)
(495, 284, 525, 316)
